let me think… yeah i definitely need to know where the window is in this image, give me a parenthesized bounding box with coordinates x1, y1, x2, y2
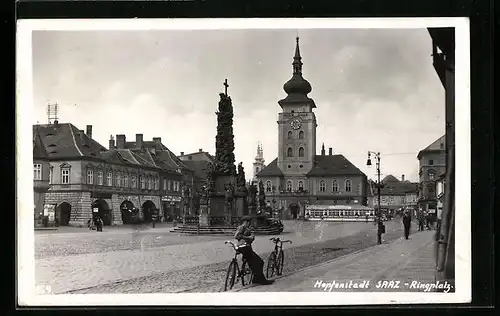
(345, 179, 352, 192)
(286, 181, 292, 192)
(97, 171, 103, 185)
(287, 131, 293, 139)
(49, 167, 53, 184)
(153, 177, 158, 190)
(107, 172, 112, 186)
(87, 169, 94, 184)
(33, 164, 42, 180)
(298, 181, 304, 191)
(319, 180, 326, 192)
(256, 167, 260, 173)
(287, 147, 293, 157)
(123, 175, 129, 188)
(266, 181, 272, 192)
(429, 159, 434, 165)
(140, 176, 145, 189)
(131, 175, 137, 188)
(148, 176, 152, 190)
(168, 180, 172, 191)
(298, 131, 304, 139)
(428, 171, 435, 180)
(332, 180, 339, 192)
(62, 168, 70, 184)
(163, 179, 167, 191)
(116, 173, 121, 187)
(175, 181, 179, 191)
(299, 147, 305, 157)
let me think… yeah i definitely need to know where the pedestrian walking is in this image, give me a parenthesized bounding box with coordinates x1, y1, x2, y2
(402, 211, 411, 239)
(417, 212, 425, 231)
(96, 217, 103, 232)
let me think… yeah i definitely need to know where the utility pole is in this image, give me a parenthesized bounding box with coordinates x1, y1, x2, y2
(367, 151, 384, 244)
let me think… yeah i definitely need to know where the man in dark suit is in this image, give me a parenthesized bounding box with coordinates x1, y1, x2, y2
(402, 211, 412, 239)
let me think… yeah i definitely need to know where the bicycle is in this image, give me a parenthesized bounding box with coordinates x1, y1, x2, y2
(223, 241, 254, 291)
(266, 237, 292, 278)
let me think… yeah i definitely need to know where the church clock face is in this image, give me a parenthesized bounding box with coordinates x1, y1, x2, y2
(290, 119, 301, 130)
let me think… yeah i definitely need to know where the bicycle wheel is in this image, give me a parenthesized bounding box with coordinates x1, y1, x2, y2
(224, 260, 237, 291)
(266, 252, 276, 279)
(277, 250, 285, 276)
(241, 259, 253, 286)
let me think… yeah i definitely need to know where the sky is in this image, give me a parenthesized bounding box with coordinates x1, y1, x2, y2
(31, 27, 445, 182)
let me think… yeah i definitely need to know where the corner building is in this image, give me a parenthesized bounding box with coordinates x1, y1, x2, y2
(256, 37, 368, 220)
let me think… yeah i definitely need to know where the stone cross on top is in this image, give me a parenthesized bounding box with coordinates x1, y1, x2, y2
(223, 79, 229, 96)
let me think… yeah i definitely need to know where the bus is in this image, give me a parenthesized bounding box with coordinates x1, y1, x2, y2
(304, 204, 375, 222)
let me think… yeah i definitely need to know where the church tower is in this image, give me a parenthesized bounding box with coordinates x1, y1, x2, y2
(253, 142, 266, 181)
(277, 36, 317, 175)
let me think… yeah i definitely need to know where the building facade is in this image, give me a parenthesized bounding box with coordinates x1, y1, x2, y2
(35, 122, 194, 227)
(33, 126, 52, 228)
(417, 135, 446, 216)
(367, 175, 419, 216)
(113, 133, 195, 221)
(256, 37, 368, 220)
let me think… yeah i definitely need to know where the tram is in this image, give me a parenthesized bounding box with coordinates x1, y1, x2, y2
(304, 204, 375, 222)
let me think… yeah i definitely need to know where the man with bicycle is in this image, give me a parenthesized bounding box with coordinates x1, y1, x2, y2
(234, 215, 274, 285)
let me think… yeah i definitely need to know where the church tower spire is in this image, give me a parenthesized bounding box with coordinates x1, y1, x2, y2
(253, 142, 266, 181)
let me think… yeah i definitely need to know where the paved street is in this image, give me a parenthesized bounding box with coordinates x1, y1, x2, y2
(35, 219, 407, 294)
(236, 229, 443, 293)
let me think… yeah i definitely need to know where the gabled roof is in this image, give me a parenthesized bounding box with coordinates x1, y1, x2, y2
(33, 126, 49, 159)
(35, 123, 107, 159)
(417, 135, 445, 159)
(307, 154, 365, 177)
(382, 175, 400, 183)
(368, 177, 419, 196)
(256, 158, 283, 177)
(181, 160, 211, 180)
(178, 151, 215, 162)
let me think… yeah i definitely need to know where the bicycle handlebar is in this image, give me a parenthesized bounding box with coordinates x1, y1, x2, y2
(269, 237, 292, 244)
(225, 240, 237, 250)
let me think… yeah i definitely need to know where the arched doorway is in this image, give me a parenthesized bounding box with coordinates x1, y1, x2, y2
(142, 200, 156, 223)
(120, 200, 136, 224)
(56, 202, 72, 226)
(289, 203, 299, 219)
(92, 199, 112, 226)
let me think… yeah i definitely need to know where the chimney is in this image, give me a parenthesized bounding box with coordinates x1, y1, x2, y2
(109, 135, 115, 149)
(402, 174, 405, 182)
(153, 137, 161, 143)
(116, 134, 126, 149)
(321, 143, 325, 155)
(86, 125, 92, 138)
(54, 120, 59, 126)
(329, 148, 333, 155)
(136, 134, 143, 149)
(199, 148, 203, 153)
(180, 151, 184, 156)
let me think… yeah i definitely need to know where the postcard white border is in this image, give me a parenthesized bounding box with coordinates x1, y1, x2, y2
(17, 17, 471, 306)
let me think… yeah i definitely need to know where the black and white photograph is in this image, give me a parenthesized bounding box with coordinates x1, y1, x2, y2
(17, 18, 470, 306)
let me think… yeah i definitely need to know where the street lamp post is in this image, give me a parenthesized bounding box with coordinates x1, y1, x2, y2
(367, 151, 385, 244)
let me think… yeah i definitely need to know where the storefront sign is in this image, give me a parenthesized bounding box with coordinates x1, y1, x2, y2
(93, 207, 99, 213)
(91, 192, 112, 199)
(161, 195, 181, 202)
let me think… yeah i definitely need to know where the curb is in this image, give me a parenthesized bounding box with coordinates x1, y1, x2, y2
(233, 231, 434, 292)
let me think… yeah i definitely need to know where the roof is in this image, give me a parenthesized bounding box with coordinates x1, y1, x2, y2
(35, 123, 107, 160)
(306, 154, 365, 177)
(33, 126, 49, 159)
(181, 160, 211, 180)
(368, 176, 419, 196)
(417, 135, 445, 159)
(256, 158, 283, 177)
(178, 151, 215, 162)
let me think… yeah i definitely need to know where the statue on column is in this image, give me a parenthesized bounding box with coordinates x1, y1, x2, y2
(248, 181, 258, 212)
(258, 180, 266, 213)
(236, 162, 247, 193)
(224, 182, 235, 222)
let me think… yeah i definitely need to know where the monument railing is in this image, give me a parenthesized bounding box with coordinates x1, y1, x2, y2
(183, 215, 199, 225)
